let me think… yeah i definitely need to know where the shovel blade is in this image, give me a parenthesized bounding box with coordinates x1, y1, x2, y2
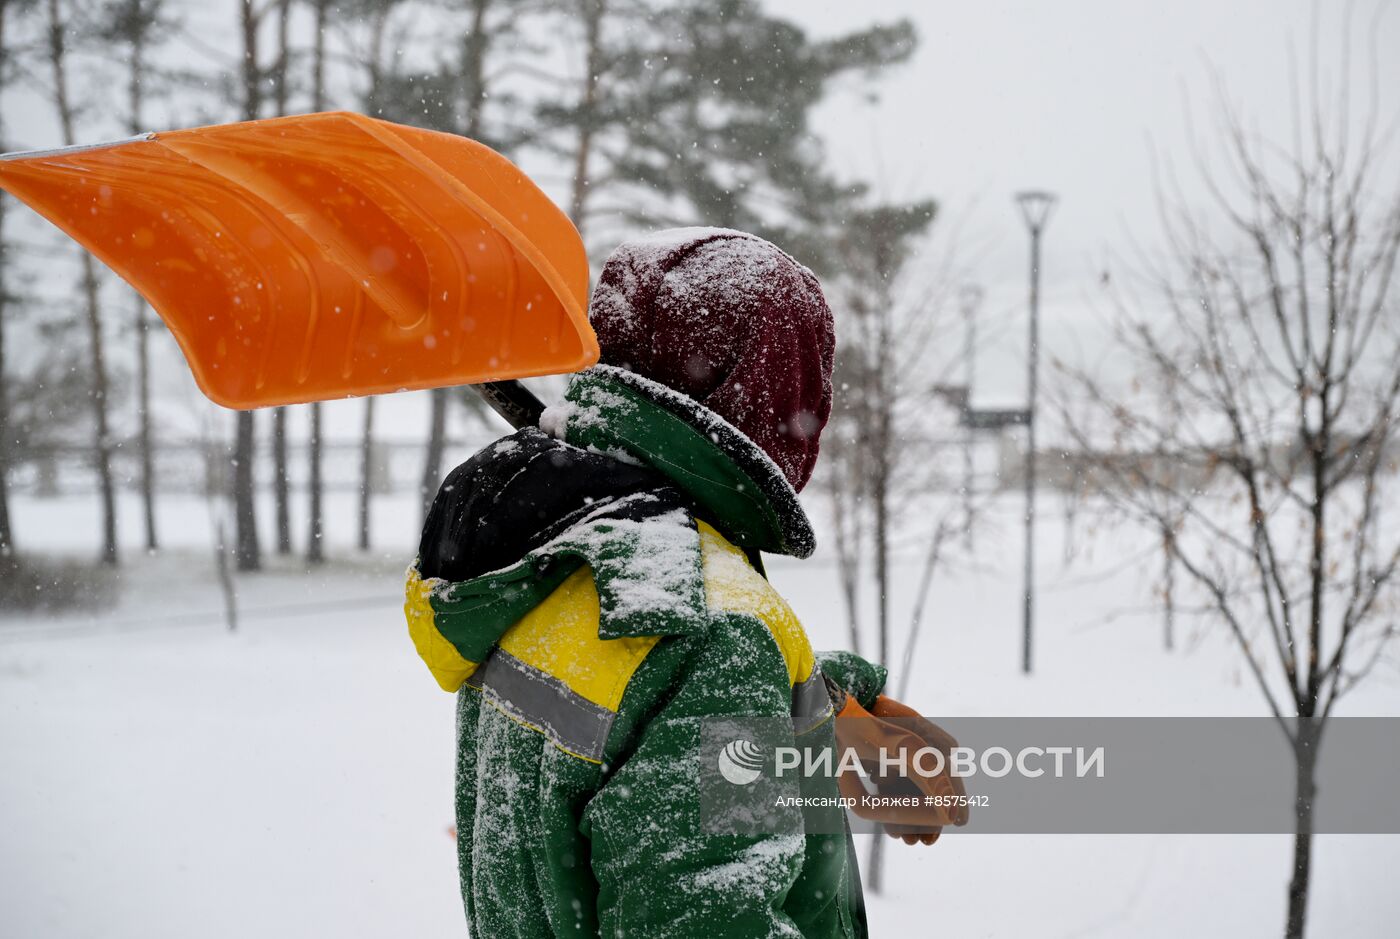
(0, 112, 596, 409)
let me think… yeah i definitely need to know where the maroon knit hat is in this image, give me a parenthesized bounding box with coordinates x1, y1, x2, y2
(587, 228, 835, 491)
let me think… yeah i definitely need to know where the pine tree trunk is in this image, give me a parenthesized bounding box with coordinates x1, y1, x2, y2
(273, 407, 291, 553)
(0, 322, 10, 567)
(136, 299, 157, 550)
(418, 0, 488, 518)
(273, 0, 291, 114)
(240, 0, 262, 120)
(232, 0, 262, 571)
(356, 2, 392, 556)
(126, 2, 157, 553)
(307, 403, 324, 564)
(0, 19, 13, 567)
(233, 411, 259, 571)
(462, 0, 489, 135)
(269, 0, 291, 559)
(47, 0, 118, 565)
(420, 387, 448, 519)
(358, 397, 374, 551)
(213, 514, 238, 632)
(0, 185, 12, 566)
(1285, 725, 1318, 939)
(81, 255, 118, 565)
(568, 0, 605, 235)
(312, 0, 328, 110)
(303, 0, 328, 563)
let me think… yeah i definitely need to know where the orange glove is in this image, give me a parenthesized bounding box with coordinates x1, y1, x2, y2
(871, 694, 970, 843)
(833, 691, 970, 845)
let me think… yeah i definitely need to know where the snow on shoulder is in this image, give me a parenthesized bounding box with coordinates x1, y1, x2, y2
(532, 491, 706, 631)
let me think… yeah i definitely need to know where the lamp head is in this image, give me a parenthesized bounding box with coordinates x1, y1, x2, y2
(1015, 190, 1057, 233)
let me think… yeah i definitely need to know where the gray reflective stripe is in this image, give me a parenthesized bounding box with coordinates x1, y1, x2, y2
(792, 668, 833, 736)
(465, 650, 614, 762)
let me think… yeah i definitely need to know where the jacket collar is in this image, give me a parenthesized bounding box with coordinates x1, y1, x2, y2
(541, 365, 816, 559)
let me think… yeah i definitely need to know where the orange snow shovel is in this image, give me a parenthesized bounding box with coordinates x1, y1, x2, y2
(0, 112, 596, 422)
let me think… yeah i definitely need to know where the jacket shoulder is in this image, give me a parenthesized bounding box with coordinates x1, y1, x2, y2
(696, 521, 816, 687)
(443, 498, 709, 763)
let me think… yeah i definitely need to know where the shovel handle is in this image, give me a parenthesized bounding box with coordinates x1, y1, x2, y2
(473, 380, 546, 430)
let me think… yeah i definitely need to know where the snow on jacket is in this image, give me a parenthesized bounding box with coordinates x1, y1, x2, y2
(405, 365, 886, 938)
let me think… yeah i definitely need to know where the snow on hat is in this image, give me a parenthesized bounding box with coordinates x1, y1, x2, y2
(588, 227, 836, 492)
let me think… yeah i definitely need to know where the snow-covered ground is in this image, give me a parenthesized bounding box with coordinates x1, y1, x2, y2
(3, 489, 1399, 937)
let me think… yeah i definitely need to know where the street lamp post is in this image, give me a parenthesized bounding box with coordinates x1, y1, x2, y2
(1015, 190, 1056, 675)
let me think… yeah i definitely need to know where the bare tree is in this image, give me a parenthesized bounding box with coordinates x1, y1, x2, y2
(894, 494, 965, 701)
(829, 202, 937, 671)
(820, 414, 868, 659)
(1058, 55, 1400, 939)
(44, 0, 118, 565)
(822, 199, 994, 892)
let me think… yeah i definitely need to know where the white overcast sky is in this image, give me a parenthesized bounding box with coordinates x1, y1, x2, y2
(4, 0, 1398, 435)
(768, 0, 1400, 406)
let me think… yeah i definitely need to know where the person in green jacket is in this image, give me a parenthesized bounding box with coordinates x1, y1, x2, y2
(406, 228, 895, 937)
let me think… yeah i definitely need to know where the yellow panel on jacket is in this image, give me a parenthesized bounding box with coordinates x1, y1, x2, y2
(493, 521, 814, 715)
(498, 566, 662, 713)
(696, 521, 816, 687)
